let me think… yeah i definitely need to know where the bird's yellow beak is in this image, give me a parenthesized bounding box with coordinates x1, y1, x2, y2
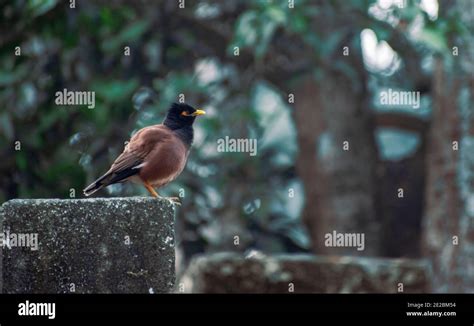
(192, 109, 206, 116)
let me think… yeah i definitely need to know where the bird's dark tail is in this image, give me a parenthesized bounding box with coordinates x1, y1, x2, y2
(83, 172, 113, 196)
(83, 168, 139, 196)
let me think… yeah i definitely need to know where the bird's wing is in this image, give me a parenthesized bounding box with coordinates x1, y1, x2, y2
(83, 125, 172, 196)
(110, 125, 172, 173)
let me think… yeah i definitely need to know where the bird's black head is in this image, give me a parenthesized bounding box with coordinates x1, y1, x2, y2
(163, 103, 206, 130)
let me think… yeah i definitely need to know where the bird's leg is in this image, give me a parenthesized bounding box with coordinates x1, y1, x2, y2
(143, 181, 181, 206)
(143, 181, 159, 197)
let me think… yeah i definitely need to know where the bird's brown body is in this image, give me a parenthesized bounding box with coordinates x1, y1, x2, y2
(83, 103, 204, 202)
(117, 125, 188, 188)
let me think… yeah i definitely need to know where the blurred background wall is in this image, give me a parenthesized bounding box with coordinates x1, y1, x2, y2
(0, 0, 472, 292)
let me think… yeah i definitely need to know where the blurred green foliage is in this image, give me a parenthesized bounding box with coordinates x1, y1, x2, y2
(0, 0, 310, 258)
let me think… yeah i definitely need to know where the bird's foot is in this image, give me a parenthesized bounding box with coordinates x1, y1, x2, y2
(163, 196, 181, 206)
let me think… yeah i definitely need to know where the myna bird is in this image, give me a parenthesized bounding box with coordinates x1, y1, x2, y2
(83, 103, 205, 204)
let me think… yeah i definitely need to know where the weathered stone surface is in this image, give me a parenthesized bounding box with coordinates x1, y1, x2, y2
(180, 252, 430, 293)
(0, 197, 175, 293)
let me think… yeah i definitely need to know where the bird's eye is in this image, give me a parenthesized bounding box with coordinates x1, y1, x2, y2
(181, 111, 189, 116)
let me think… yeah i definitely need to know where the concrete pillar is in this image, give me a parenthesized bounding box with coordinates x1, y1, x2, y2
(0, 197, 175, 293)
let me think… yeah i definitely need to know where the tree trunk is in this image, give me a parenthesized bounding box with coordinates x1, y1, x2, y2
(421, 0, 474, 292)
(293, 65, 381, 256)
